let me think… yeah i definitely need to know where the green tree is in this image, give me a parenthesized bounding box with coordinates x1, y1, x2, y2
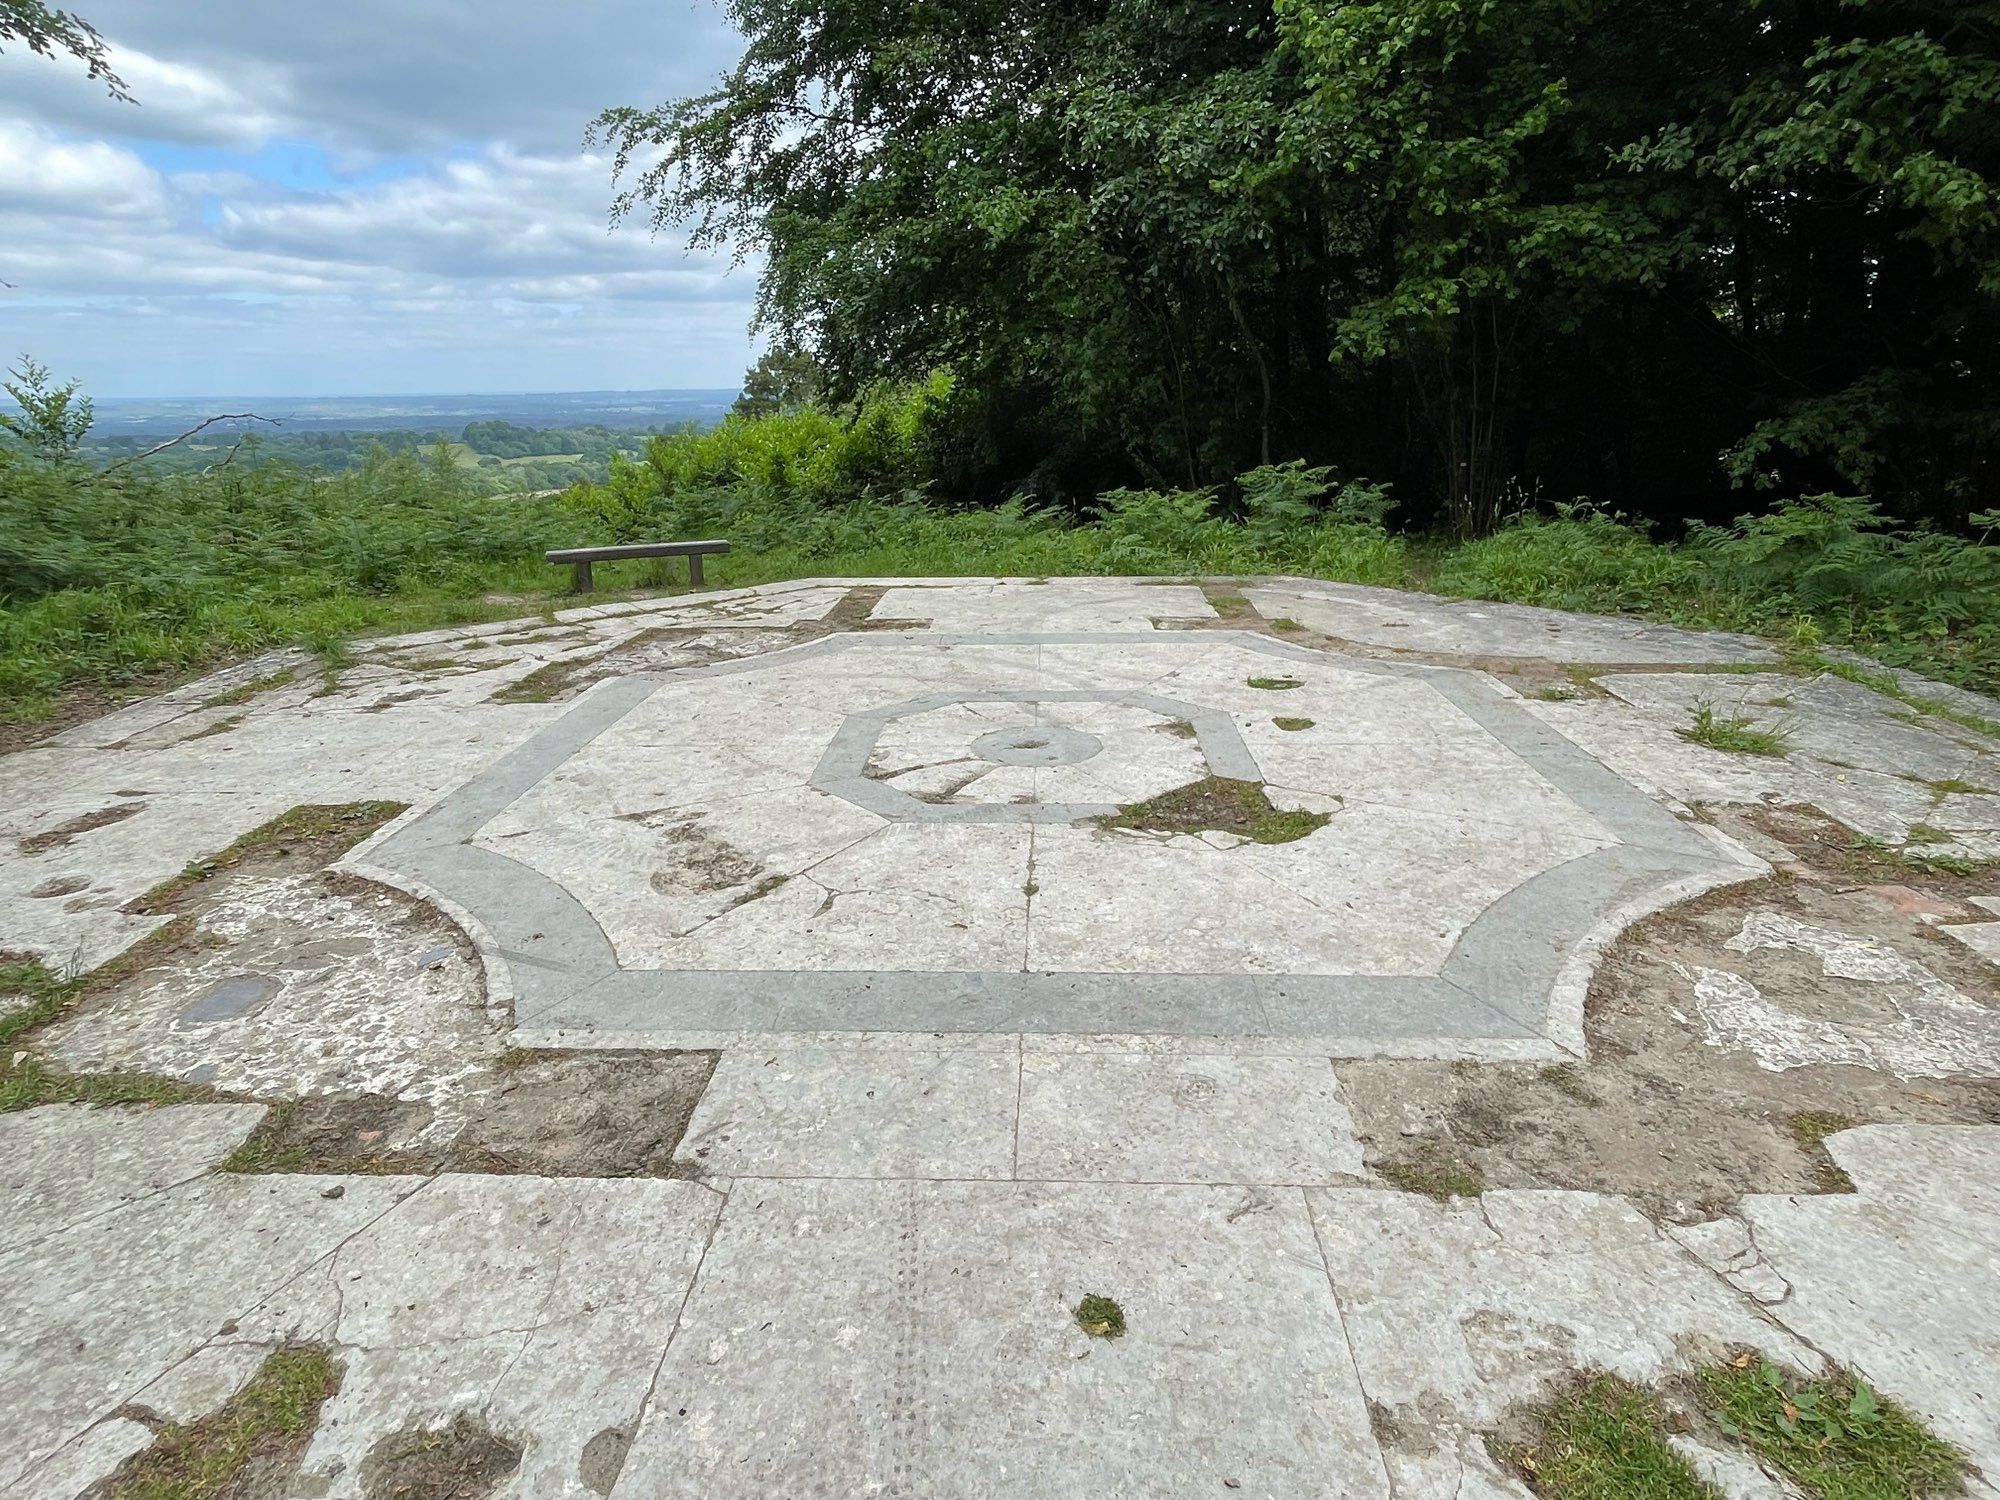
(1, 356, 94, 464)
(596, 0, 2000, 531)
(732, 346, 823, 419)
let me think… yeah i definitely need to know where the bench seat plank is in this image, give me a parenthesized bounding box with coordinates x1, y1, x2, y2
(543, 538, 731, 591)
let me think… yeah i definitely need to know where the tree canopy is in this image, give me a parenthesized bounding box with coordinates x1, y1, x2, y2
(0, 0, 128, 99)
(597, 0, 2000, 533)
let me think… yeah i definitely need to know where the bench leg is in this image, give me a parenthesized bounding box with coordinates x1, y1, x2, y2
(688, 553, 705, 587)
(574, 560, 593, 594)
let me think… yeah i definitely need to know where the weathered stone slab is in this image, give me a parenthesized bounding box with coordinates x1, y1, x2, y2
(618, 1179, 1392, 1498)
(1307, 1188, 1818, 1497)
(674, 1046, 1020, 1179)
(1015, 1053, 1366, 1184)
(0, 1101, 266, 1255)
(1246, 580, 1778, 664)
(1690, 1125, 2000, 1479)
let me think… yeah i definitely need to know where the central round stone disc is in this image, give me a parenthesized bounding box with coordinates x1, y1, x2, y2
(970, 724, 1103, 767)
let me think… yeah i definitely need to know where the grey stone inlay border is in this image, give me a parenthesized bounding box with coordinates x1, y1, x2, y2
(362, 631, 1757, 1043)
(812, 688, 1260, 823)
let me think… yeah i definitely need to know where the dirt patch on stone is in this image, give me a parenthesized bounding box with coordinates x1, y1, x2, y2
(1094, 776, 1331, 845)
(1338, 804, 2000, 1223)
(496, 626, 800, 705)
(223, 1050, 719, 1178)
(360, 1412, 522, 1500)
(577, 1425, 634, 1496)
(19, 801, 145, 854)
(625, 813, 766, 892)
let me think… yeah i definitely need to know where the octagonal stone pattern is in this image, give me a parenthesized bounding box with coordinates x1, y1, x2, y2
(362, 630, 1756, 1048)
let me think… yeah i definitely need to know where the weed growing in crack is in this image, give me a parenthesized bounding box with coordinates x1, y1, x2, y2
(1785, 1110, 1859, 1193)
(130, 802, 406, 912)
(1246, 676, 1304, 691)
(96, 1344, 342, 1499)
(201, 666, 297, 708)
(1919, 777, 1996, 800)
(1679, 700, 1791, 757)
(1273, 716, 1315, 731)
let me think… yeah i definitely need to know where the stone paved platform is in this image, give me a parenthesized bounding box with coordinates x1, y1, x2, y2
(2, 576, 1997, 1499)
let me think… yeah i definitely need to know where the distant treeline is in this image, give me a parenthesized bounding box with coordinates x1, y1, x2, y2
(79, 421, 686, 488)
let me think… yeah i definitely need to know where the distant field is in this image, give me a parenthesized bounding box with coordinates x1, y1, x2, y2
(81, 420, 678, 488)
(86, 388, 738, 438)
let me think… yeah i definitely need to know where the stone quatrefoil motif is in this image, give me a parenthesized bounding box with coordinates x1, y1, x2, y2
(809, 689, 1263, 824)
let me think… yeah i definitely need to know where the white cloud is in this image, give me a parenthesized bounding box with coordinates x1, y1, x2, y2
(0, 120, 166, 219)
(0, 0, 756, 395)
(0, 41, 289, 148)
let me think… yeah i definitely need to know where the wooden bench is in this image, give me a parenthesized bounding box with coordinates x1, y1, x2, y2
(543, 539, 730, 593)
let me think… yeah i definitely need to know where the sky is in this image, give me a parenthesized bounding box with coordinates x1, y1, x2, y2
(0, 1, 757, 396)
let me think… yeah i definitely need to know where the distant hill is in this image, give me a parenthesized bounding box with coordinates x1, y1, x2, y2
(88, 389, 740, 438)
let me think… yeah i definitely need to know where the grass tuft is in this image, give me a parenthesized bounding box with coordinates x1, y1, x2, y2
(1700, 1354, 1967, 1499)
(1501, 1375, 1716, 1499)
(1246, 676, 1305, 691)
(1093, 776, 1330, 845)
(1679, 701, 1792, 757)
(1539, 1064, 1602, 1106)
(0, 1053, 214, 1113)
(1785, 1110, 1859, 1193)
(0, 957, 76, 1050)
(1273, 716, 1315, 731)
(97, 1344, 342, 1500)
(1376, 1145, 1484, 1200)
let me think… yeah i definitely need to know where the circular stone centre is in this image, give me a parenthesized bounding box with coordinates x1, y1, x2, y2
(970, 725, 1103, 767)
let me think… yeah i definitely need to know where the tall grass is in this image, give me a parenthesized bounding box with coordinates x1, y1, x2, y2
(3, 388, 1996, 725)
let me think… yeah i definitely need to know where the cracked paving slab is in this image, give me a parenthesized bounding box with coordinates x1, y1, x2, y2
(0, 1104, 722, 1500)
(615, 1177, 1392, 1500)
(1675, 1124, 2000, 1481)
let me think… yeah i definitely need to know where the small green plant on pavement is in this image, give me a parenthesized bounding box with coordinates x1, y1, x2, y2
(1679, 700, 1792, 757)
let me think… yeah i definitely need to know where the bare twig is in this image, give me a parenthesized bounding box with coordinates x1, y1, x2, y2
(102, 413, 280, 473)
(199, 434, 258, 474)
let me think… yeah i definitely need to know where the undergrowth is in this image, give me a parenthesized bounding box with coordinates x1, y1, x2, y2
(5, 380, 1998, 726)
